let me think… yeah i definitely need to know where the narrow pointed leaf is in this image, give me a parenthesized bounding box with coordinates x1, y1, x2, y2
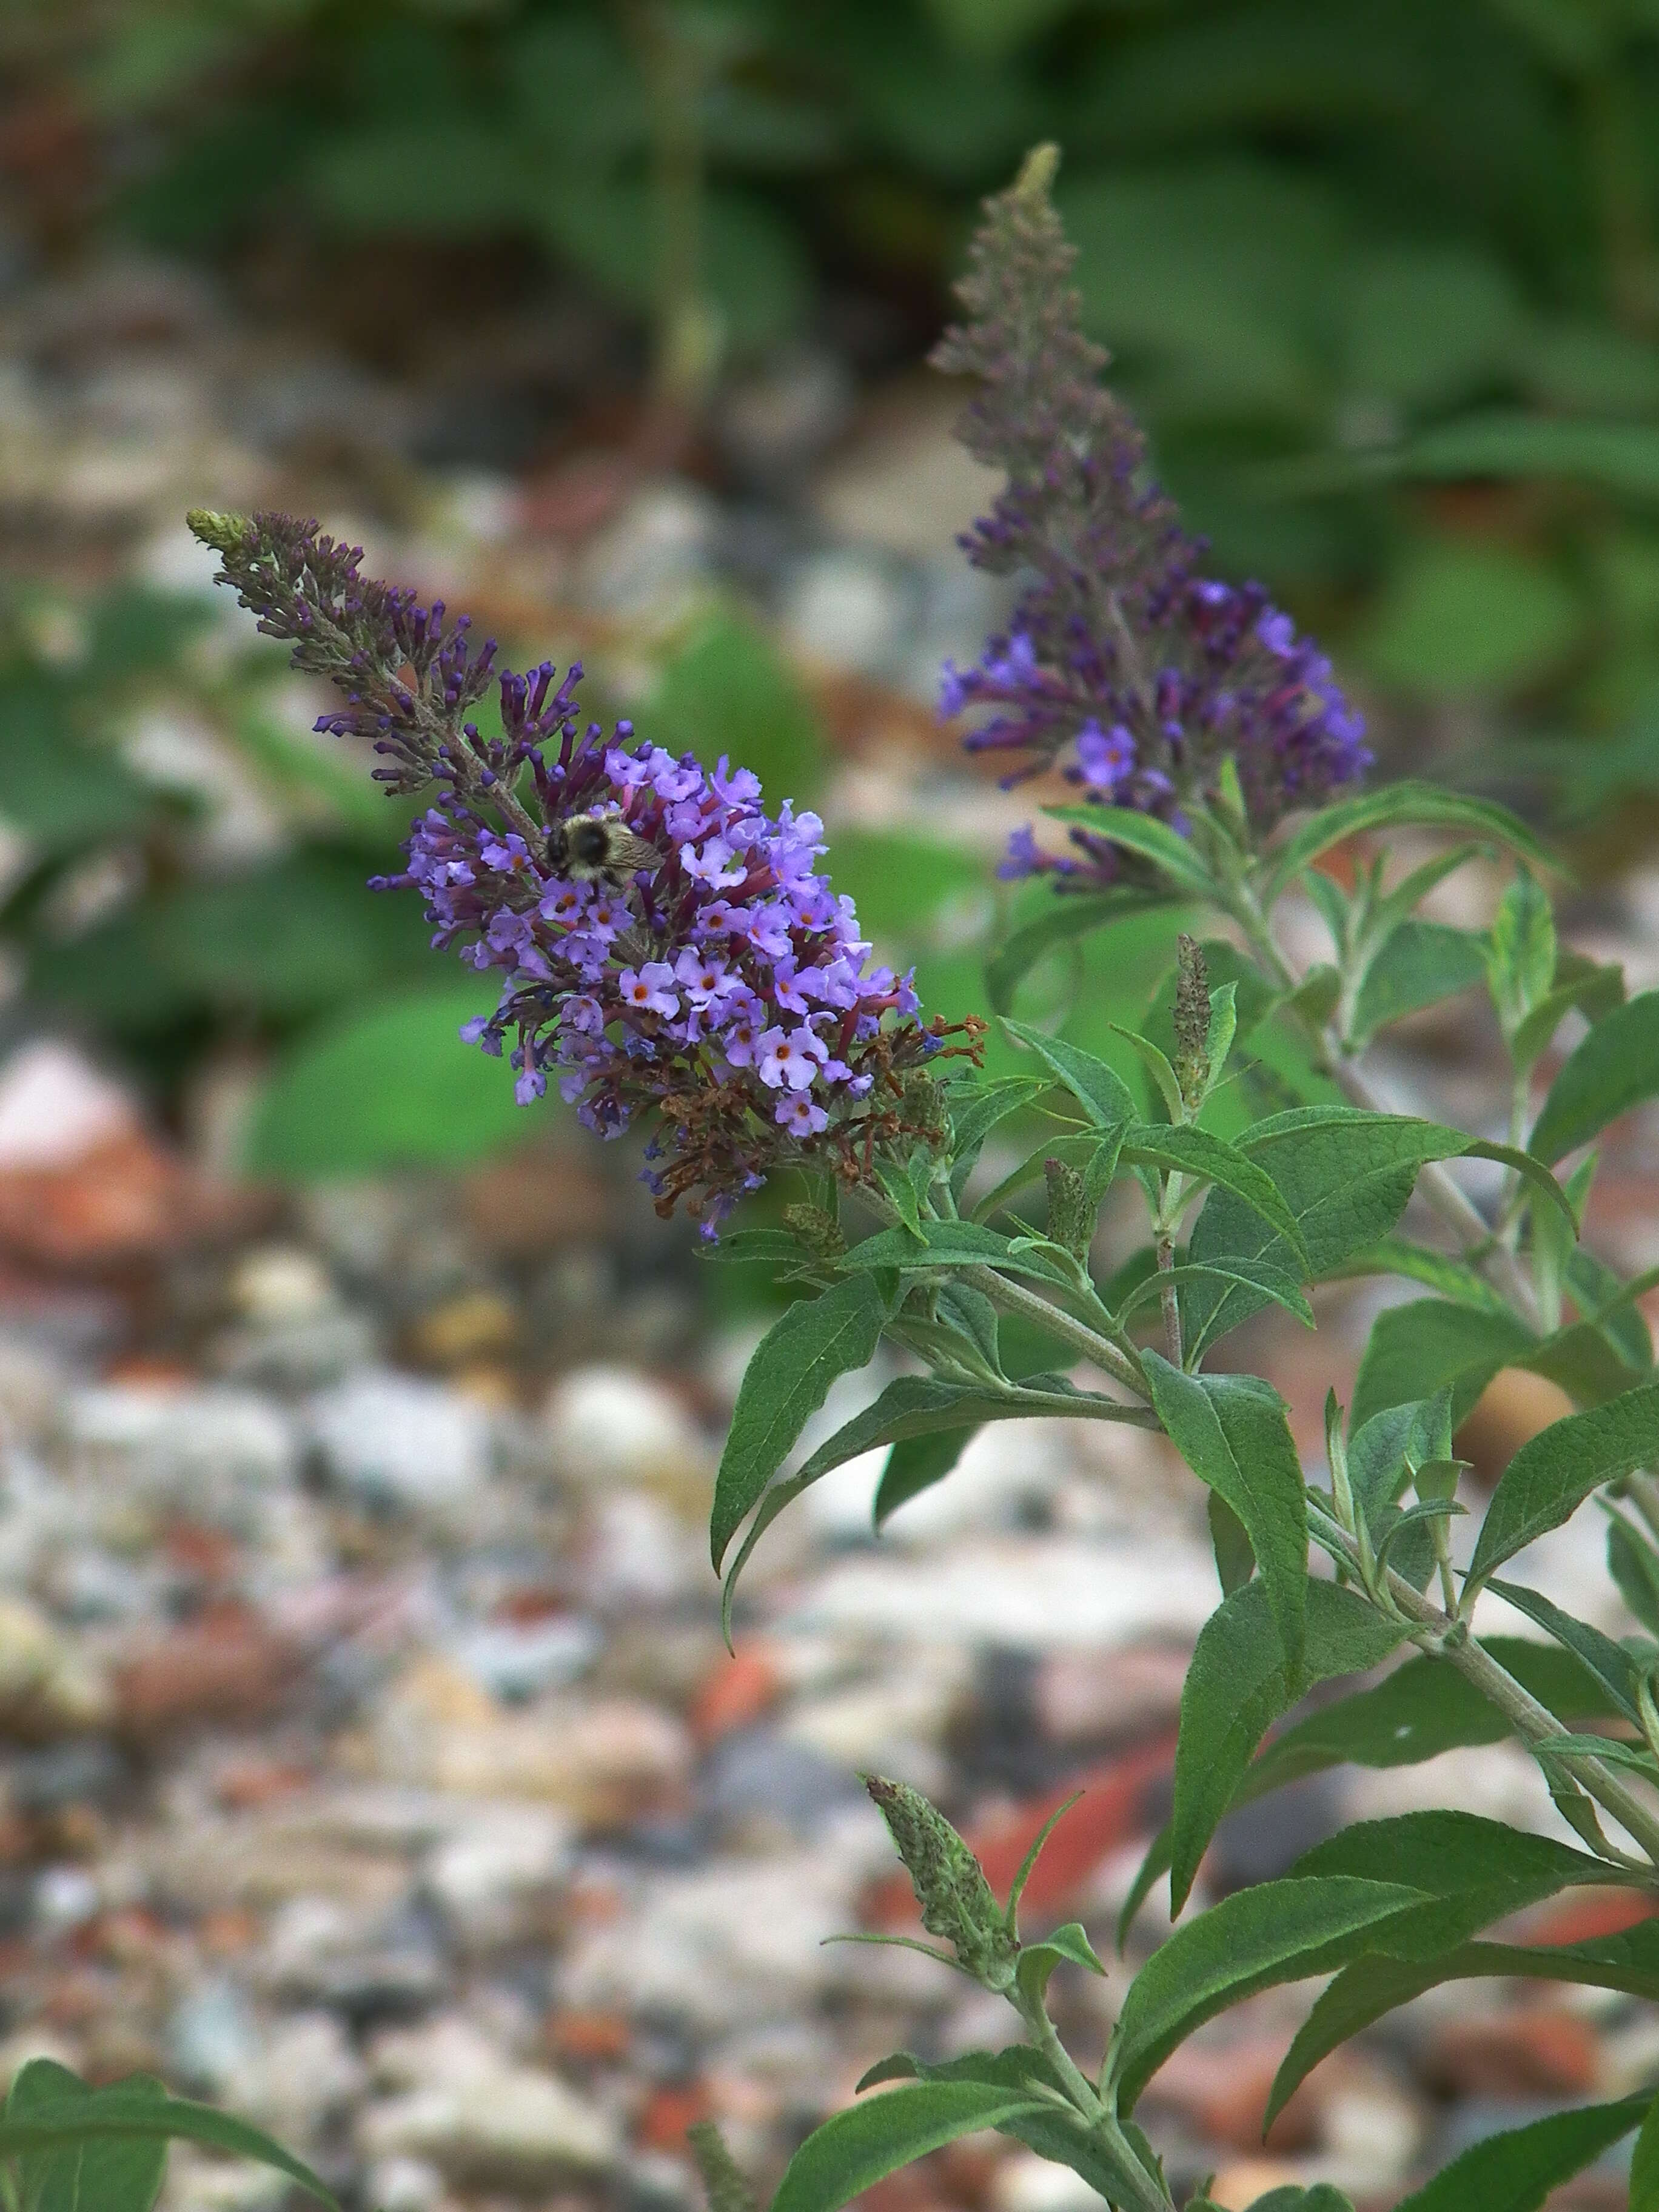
(1000, 1019, 1138, 1127)
(1044, 805, 1214, 891)
(1530, 990, 1659, 1163)
(769, 2084, 1048, 2212)
(0, 2094, 338, 2207)
(1121, 1123, 1309, 1263)
(711, 1276, 890, 1569)
(1168, 1579, 1405, 1912)
(1390, 2094, 1647, 2212)
(1468, 1382, 1659, 1587)
(1142, 1356, 1309, 1675)
(874, 1429, 977, 1530)
(1261, 782, 1552, 905)
(1107, 1875, 1426, 2112)
(1273, 1926, 1659, 2129)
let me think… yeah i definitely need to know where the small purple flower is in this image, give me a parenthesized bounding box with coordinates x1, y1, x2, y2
(1074, 720, 1136, 796)
(682, 836, 748, 888)
(776, 1094, 830, 1137)
(618, 963, 680, 1017)
(712, 756, 762, 806)
(540, 882, 589, 927)
(757, 1024, 828, 1091)
(675, 948, 734, 1005)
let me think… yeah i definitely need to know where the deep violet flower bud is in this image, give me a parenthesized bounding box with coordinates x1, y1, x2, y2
(187, 511, 984, 1228)
(928, 152, 1371, 888)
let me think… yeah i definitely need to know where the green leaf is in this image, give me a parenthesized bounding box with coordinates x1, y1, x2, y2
(1608, 1513, 1659, 1638)
(1107, 1875, 1426, 2113)
(1015, 1920, 1107, 2006)
(1535, 1732, 1659, 1778)
(1484, 1580, 1643, 1724)
(1487, 869, 1557, 1044)
(1120, 1123, 1310, 1264)
(1510, 954, 1625, 1076)
(699, 1230, 817, 1269)
(1273, 1937, 1659, 2132)
(1328, 1239, 1513, 1313)
(1247, 1635, 1619, 1800)
(1395, 410, 1659, 501)
(1390, 2094, 1647, 2212)
(710, 1278, 890, 1569)
(638, 612, 825, 813)
(1351, 1300, 1534, 1432)
(1108, 1025, 1187, 1124)
(1000, 1019, 1139, 1127)
(1116, 1258, 1315, 1333)
(0, 2091, 338, 2208)
(1566, 1245, 1653, 1371)
(769, 2083, 1048, 2212)
(1141, 1356, 1309, 1675)
(1469, 1382, 1659, 1588)
(800, 1373, 1142, 1495)
(1530, 991, 1659, 1163)
(1044, 805, 1215, 893)
(7, 2060, 167, 2212)
(1261, 782, 1553, 905)
(1291, 1810, 1614, 1963)
(1632, 2088, 1659, 2212)
(841, 1221, 1076, 1289)
(1168, 1578, 1406, 1912)
(947, 1076, 1051, 1190)
(1125, 1632, 1625, 1952)
(1356, 540, 1584, 699)
(848, 2045, 1161, 2209)
(874, 1430, 977, 1530)
(986, 892, 1176, 1015)
(1348, 921, 1490, 1048)
(1182, 1107, 1562, 1356)
(245, 986, 527, 1176)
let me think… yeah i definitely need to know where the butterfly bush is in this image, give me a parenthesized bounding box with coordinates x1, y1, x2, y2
(931, 148, 1372, 883)
(187, 511, 978, 1231)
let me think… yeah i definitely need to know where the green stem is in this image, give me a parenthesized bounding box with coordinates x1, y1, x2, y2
(1155, 1233, 1182, 1369)
(1308, 1497, 1659, 1870)
(966, 1266, 1150, 1401)
(1227, 878, 1544, 1329)
(1012, 1991, 1174, 2212)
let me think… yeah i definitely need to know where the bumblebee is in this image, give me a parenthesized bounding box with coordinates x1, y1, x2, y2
(548, 810, 659, 886)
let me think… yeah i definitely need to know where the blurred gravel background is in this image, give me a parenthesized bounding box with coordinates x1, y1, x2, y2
(2, 5, 1659, 2207)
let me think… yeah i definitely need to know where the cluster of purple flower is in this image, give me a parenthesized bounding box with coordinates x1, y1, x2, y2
(932, 149, 1370, 885)
(411, 738, 931, 1215)
(187, 509, 971, 1231)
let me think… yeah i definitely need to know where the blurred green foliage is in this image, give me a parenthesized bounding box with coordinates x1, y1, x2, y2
(6, 0, 1659, 1173)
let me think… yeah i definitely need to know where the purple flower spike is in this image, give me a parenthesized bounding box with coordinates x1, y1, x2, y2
(931, 149, 1370, 886)
(187, 510, 984, 1227)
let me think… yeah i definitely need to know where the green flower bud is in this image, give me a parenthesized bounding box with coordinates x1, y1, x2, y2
(185, 509, 251, 558)
(865, 1775, 1017, 1988)
(1172, 934, 1211, 1114)
(687, 2122, 758, 2212)
(1044, 1157, 1093, 1261)
(782, 1202, 845, 1258)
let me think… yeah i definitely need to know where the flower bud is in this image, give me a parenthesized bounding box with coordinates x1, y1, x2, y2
(783, 1202, 845, 1258)
(1044, 1158, 1093, 1260)
(686, 2122, 757, 2212)
(865, 1775, 1017, 1988)
(1173, 934, 1211, 1114)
